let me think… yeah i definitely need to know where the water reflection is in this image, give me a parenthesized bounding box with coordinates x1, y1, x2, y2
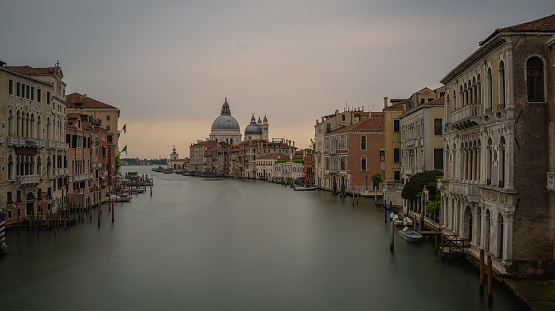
(0, 166, 526, 311)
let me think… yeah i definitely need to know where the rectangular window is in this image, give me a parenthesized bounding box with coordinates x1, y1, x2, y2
(420, 98, 425, 104)
(434, 119, 443, 136)
(26, 85, 30, 99)
(21, 83, 26, 98)
(393, 119, 400, 132)
(106, 115, 110, 121)
(434, 148, 443, 170)
(393, 170, 401, 181)
(37, 89, 41, 102)
(107, 125, 110, 131)
(47, 92, 51, 105)
(326, 124, 331, 133)
(428, 98, 434, 102)
(66, 134, 71, 144)
(31, 86, 34, 100)
(8, 79, 13, 95)
(393, 148, 400, 163)
(17, 82, 21, 97)
(361, 157, 367, 171)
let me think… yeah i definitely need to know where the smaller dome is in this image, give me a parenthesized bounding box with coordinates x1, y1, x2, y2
(245, 123, 262, 135)
(245, 113, 262, 135)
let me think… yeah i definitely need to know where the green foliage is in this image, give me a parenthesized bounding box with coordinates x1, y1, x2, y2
(371, 173, 383, 184)
(401, 170, 443, 200)
(276, 160, 289, 163)
(293, 159, 304, 163)
(115, 156, 121, 174)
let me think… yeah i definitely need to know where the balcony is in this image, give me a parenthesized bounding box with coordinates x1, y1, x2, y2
(24, 137, 38, 147)
(7, 136, 19, 146)
(73, 173, 92, 182)
(547, 172, 555, 191)
(449, 181, 479, 202)
(39, 139, 46, 148)
(47, 140, 56, 149)
(20, 175, 40, 184)
(450, 104, 481, 130)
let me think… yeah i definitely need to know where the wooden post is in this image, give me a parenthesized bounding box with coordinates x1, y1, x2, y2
(389, 217, 394, 252)
(434, 232, 438, 254)
(112, 192, 114, 223)
(98, 189, 101, 227)
(487, 255, 493, 305)
(479, 249, 485, 295)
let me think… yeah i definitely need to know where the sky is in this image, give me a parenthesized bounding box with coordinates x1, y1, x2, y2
(2, 0, 554, 159)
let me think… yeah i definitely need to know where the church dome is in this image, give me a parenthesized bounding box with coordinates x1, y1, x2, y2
(245, 114, 262, 135)
(211, 98, 240, 131)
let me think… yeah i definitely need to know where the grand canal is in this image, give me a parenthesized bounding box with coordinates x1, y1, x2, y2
(1, 166, 526, 310)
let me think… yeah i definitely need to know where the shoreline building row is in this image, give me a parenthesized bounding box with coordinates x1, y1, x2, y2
(0, 62, 120, 228)
(313, 14, 555, 278)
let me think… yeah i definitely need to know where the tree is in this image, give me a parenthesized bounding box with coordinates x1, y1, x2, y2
(401, 170, 442, 201)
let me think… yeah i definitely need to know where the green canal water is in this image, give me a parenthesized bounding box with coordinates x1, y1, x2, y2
(1, 166, 526, 310)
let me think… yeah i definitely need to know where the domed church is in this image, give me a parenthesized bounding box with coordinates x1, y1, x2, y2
(209, 98, 242, 145)
(244, 114, 269, 141)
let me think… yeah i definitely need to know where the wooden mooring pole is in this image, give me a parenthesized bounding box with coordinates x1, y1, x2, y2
(487, 255, 493, 305)
(479, 249, 485, 295)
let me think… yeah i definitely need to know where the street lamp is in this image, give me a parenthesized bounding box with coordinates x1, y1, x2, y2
(365, 173, 368, 191)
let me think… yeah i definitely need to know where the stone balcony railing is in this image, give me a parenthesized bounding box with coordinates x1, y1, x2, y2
(450, 104, 481, 129)
(20, 175, 40, 185)
(547, 172, 555, 191)
(449, 180, 479, 202)
(39, 139, 46, 148)
(47, 140, 56, 149)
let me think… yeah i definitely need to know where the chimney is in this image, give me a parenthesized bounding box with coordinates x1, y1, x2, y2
(384, 97, 388, 108)
(402, 102, 406, 112)
(293, 141, 295, 147)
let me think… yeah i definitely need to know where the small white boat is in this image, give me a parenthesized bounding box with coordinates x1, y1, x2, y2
(109, 195, 132, 202)
(398, 227, 423, 242)
(294, 186, 317, 191)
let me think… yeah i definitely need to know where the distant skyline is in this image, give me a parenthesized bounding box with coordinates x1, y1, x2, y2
(2, 1, 554, 158)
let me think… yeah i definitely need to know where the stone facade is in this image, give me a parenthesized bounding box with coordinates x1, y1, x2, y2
(0, 63, 69, 225)
(440, 15, 555, 277)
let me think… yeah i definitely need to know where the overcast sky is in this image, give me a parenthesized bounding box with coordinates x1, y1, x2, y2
(2, 1, 554, 158)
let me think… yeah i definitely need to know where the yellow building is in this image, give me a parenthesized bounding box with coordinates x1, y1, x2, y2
(382, 87, 445, 206)
(66, 92, 120, 150)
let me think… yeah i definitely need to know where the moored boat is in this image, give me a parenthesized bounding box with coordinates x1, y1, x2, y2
(398, 227, 423, 242)
(109, 194, 132, 202)
(294, 186, 317, 191)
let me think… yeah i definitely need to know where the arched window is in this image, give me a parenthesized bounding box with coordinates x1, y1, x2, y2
(499, 61, 506, 109)
(499, 137, 505, 188)
(452, 86, 457, 110)
(8, 155, 14, 180)
(487, 138, 492, 185)
(526, 57, 544, 102)
(360, 135, 366, 150)
(361, 157, 367, 171)
(8, 110, 13, 135)
(487, 68, 493, 111)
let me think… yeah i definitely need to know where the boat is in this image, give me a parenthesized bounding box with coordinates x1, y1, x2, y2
(398, 227, 423, 242)
(109, 195, 132, 202)
(294, 186, 318, 191)
(392, 213, 413, 227)
(164, 168, 173, 174)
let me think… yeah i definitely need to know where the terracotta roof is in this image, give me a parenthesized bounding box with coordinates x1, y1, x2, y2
(258, 153, 290, 160)
(193, 140, 217, 146)
(481, 14, 555, 46)
(66, 92, 118, 109)
(384, 98, 411, 111)
(423, 96, 444, 106)
(330, 115, 384, 133)
(4, 66, 61, 76)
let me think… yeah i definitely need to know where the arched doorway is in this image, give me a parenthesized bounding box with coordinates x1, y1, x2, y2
(463, 206, 472, 242)
(497, 214, 504, 258)
(485, 209, 491, 251)
(26, 192, 36, 216)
